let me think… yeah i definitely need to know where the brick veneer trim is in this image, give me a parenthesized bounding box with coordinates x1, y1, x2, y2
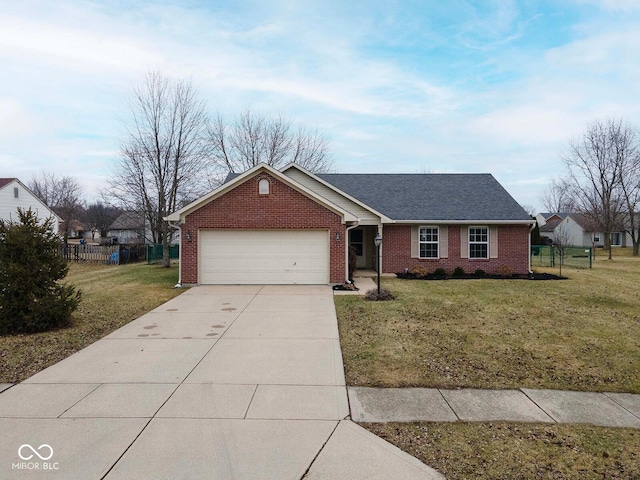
(181, 173, 346, 284)
(382, 224, 530, 275)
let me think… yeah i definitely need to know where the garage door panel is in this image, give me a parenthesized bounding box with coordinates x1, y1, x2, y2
(199, 230, 329, 284)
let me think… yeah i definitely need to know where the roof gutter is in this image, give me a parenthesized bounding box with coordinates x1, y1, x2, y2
(395, 219, 535, 225)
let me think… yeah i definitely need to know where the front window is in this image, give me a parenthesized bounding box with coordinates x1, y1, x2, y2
(593, 233, 600, 242)
(469, 226, 488, 259)
(419, 226, 439, 258)
(611, 232, 622, 246)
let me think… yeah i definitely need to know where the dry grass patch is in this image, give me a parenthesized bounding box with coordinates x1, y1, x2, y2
(0, 262, 181, 383)
(336, 254, 640, 392)
(365, 422, 640, 480)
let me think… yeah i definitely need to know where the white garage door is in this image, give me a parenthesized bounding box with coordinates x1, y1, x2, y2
(199, 230, 330, 284)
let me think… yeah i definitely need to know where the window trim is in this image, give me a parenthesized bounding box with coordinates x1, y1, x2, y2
(418, 226, 439, 259)
(258, 178, 269, 195)
(610, 232, 622, 246)
(468, 225, 489, 259)
(13, 187, 18, 199)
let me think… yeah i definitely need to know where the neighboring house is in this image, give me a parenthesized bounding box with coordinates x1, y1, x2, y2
(166, 163, 533, 285)
(107, 211, 147, 244)
(67, 220, 95, 240)
(0, 178, 60, 233)
(537, 212, 631, 248)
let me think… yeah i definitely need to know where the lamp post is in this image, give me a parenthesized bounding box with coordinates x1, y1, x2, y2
(374, 231, 382, 294)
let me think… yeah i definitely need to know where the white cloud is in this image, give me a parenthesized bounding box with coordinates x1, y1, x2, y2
(0, 98, 43, 139)
(0, 16, 161, 75)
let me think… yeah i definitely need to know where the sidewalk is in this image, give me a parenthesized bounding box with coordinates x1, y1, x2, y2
(349, 386, 640, 428)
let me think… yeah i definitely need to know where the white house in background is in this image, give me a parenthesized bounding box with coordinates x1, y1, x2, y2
(537, 212, 632, 248)
(0, 178, 60, 234)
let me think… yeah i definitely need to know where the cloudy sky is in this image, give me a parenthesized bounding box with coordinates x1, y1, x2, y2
(1, 0, 639, 211)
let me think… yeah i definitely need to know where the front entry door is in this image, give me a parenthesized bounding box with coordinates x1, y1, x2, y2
(350, 229, 367, 268)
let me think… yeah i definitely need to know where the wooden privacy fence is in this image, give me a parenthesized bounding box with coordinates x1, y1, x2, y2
(61, 244, 146, 265)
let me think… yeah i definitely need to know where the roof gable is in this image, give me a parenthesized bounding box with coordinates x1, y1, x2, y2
(0, 177, 62, 222)
(318, 173, 531, 222)
(0, 178, 17, 189)
(109, 211, 144, 230)
(281, 164, 391, 224)
(166, 163, 356, 223)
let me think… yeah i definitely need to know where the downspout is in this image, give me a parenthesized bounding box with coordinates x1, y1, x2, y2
(167, 220, 182, 287)
(345, 222, 359, 283)
(528, 221, 535, 274)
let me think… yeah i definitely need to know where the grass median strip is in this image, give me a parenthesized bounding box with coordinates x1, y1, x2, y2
(0, 262, 181, 383)
(335, 255, 640, 393)
(363, 422, 640, 480)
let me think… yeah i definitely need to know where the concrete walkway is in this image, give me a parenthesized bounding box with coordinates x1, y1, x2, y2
(349, 387, 640, 428)
(332, 276, 377, 296)
(0, 285, 443, 480)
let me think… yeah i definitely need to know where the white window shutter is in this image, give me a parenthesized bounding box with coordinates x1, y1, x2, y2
(460, 226, 468, 259)
(440, 226, 448, 258)
(490, 226, 498, 258)
(411, 225, 419, 258)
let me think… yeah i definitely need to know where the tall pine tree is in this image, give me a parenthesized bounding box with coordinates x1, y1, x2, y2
(0, 208, 81, 334)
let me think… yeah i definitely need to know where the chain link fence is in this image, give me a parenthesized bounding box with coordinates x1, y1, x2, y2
(147, 244, 179, 264)
(531, 245, 592, 269)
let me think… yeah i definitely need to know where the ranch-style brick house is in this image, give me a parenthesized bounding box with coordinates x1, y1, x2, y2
(166, 163, 534, 285)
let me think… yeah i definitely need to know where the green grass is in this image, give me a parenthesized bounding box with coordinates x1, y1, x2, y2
(365, 422, 640, 480)
(343, 250, 640, 478)
(336, 253, 640, 393)
(0, 262, 181, 383)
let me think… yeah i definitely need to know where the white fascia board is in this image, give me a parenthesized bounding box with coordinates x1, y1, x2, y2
(396, 219, 535, 225)
(166, 163, 356, 223)
(280, 163, 393, 224)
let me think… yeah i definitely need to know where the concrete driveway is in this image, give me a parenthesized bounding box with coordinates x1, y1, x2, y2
(0, 285, 442, 479)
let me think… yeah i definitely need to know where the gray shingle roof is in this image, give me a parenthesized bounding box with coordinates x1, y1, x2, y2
(109, 211, 144, 231)
(318, 173, 531, 221)
(224, 170, 530, 222)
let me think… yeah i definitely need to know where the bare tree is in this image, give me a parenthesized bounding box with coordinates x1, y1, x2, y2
(520, 204, 536, 217)
(553, 223, 571, 278)
(109, 71, 211, 267)
(616, 124, 640, 255)
(28, 171, 84, 244)
(539, 178, 575, 213)
(209, 110, 332, 184)
(82, 202, 121, 240)
(563, 119, 628, 260)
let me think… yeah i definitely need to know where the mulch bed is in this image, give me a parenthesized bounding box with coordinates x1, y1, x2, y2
(396, 272, 565, 281)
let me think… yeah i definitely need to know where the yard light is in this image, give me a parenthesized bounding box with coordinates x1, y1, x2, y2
(374, 232, 382, 294)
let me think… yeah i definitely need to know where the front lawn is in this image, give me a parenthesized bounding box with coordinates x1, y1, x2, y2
(335, 254, 640, 393)
(0, 262, 181, 383)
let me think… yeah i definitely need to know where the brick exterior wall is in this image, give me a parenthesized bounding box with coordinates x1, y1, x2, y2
(382, 224, 530, 275)
(181, 173, 346, 284)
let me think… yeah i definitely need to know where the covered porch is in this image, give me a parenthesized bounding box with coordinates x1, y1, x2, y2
(348, 225, 381, 275)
